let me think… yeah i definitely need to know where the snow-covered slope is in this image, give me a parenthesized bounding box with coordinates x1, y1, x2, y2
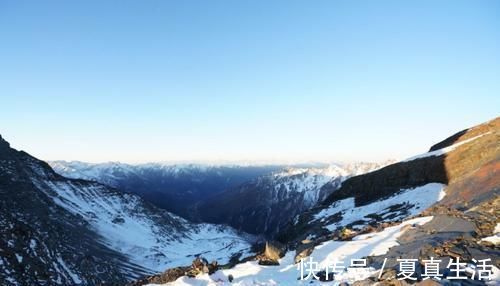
(32, 178, 253, 273)
(0, 135, 254, 285)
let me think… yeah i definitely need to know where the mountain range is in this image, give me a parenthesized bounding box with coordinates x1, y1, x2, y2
(0, 116, 498, 286)
(50, 161, 391, 237)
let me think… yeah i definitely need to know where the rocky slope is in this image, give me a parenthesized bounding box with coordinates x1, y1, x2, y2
(281, 117, 499, 245)
(139, 117, 499, 285)
(0, 136, 254, 285)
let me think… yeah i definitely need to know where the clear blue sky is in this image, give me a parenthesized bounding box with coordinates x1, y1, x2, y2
(0, 0, 499, 163)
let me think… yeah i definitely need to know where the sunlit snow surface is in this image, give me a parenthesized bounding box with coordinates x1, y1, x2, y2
(148, 217, 434, 286)
(31, 179, 253, 274)
(314, 183, 446, 231)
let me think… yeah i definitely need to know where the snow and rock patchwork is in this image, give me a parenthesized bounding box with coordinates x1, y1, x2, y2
(313, 183, 446, 232)
(481, 223, 500, 246)
(146, 217, 434, 286)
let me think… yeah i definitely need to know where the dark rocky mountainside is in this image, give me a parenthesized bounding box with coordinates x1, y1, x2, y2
(0, 135, 136, 285)
(280, 117, 499, 244)
(0, 135, 253, 286)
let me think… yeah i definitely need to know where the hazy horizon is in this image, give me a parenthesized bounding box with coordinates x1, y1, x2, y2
(1, 1, 499, 163)
(46, 158, 396, 166)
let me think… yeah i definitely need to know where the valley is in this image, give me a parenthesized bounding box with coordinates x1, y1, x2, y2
(1, 117, 498, 286)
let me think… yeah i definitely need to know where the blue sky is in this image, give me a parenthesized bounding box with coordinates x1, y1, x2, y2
(0, 0, 499, 163)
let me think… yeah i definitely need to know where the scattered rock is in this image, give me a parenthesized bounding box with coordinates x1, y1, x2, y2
(127, 266, 189, 286)
(187, 257, 218, 276)
(338, 227, 357, 240)
(294, 242, 315, 264)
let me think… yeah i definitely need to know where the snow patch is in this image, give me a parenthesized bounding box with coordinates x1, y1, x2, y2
(314, 183, 445, 231)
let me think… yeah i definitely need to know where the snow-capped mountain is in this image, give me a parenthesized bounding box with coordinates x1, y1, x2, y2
(49, 161, 282, 219)
(136, 117, 499, 286)
(196, 162, 390, 237)
(0, 136, 254, 285)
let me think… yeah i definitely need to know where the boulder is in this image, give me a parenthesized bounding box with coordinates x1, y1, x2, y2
(264, 241, 285, 261)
